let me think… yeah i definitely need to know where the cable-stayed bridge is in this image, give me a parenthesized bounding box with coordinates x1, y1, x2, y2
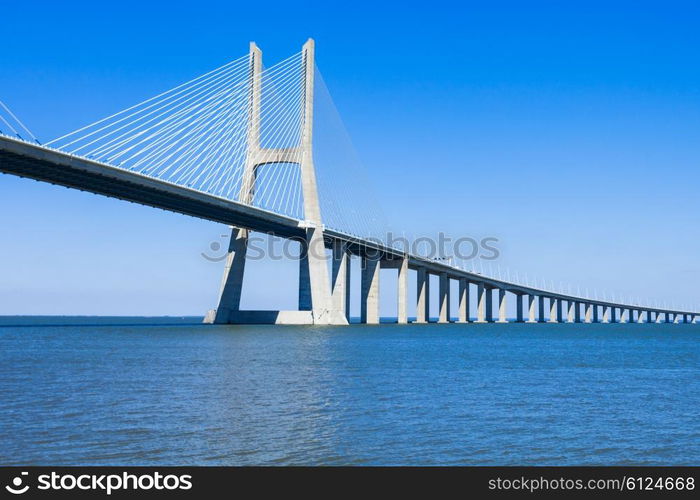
(0, 39, 698, 325)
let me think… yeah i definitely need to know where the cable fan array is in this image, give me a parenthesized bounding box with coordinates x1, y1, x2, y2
(46, 52, 307, 219)
(45, 49, 393, 243)
(312, 67, 392, 245)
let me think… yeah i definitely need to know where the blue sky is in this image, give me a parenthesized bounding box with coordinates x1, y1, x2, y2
(1, 1, 699, 316)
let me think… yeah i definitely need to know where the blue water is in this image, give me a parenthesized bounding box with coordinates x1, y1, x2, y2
(1, 318, 699, 465)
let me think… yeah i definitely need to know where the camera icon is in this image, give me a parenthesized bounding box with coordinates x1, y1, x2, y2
(5, 472, 29, 494)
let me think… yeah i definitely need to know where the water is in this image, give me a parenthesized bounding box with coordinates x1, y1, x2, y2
(1, 318, 698, 465)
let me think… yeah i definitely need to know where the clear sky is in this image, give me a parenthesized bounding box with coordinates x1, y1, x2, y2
(1, 1, 699, 316)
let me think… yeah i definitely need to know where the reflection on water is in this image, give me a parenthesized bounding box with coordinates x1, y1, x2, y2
(1, 319, 699, 465)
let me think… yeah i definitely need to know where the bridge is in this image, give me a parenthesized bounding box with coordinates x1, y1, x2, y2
(1, 39, 698, 325)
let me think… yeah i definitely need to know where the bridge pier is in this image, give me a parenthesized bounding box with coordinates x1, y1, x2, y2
(497, 289, 508, 323)
(548, 297, 558, 323)
(331, 241, 351, 322)
(527, 294, 537, 323)
(567, 300, 575, 323)
(574, 302, 582, 323)
(585, 303, 593, 323)
(602, 306, 610, 323)
(515, 294, 524, 322)
(593, 304, 599, 323)
(485, 287, 494, 323)
(298, 238, 312, 311)
(457, 278, 469, 323)
(212, 227, 249, 324)
(537, 295, 546, 323)
(556, 299, 563, 324)
(439, 272, 450, 323)
(380, 257, 408, 324)
(397, 258, 409, 324)
(617, 307, 626, 323)
(474, 283, 485, 323)
(416, 267, 429, 323)
(360, 256, 381, 324)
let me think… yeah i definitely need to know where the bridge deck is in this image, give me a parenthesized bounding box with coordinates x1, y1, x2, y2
(0, 135, 304, 238)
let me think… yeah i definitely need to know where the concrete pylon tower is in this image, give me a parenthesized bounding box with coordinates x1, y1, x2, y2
(210, 39, 347, 325)
(210, 43, 261, 324)
(297, 39, 346, 325)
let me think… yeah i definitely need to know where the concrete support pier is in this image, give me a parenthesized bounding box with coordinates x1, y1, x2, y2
(516, 294, 524, 323)
(527, 295, 537, 323)
(298, 239, 312, 311)
(619, 308, 628, 324)
(331, 240, 351, 322)
(548, 297, 558, 323)
(416, 267, 429, 323)
(213, 227, 249, 324)
(567, 301, 575, 323)
(485, 288, 494, 323)
(360, 257, 380, 324)
(396, 258, 408, 324)
(476, 283, 487, 323)
(585, 303, 593, 323)
(556, 299, 563, 324)
(497, 289, 508, 323)
(439, 272, 450, 323)
(538, 295, 546, 323)
(458, 278, 469, 323)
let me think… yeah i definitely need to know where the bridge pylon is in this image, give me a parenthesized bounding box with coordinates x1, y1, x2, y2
(207, 39, 347, 325)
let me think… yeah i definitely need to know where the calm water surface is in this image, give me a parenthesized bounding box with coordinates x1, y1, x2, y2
(1, 318, 698, 465)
